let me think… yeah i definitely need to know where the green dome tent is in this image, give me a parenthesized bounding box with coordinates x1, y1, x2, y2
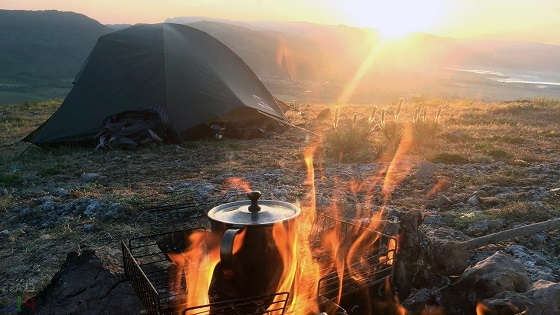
(25, 23, 287, 144)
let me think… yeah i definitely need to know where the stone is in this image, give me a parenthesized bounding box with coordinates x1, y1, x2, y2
(101, 203, 123, 221)
(0, 229, 10, 240)
(463, 251, 530, 295)
(467, 193, 479, 207)
(16, 205, 34, 216)
(466, 219, 504, 236)
(529, 232, 548, 248)
(83, 200, 103, 217)
(427, 194, 452, 210)
(466, 219, 489, 236)
(440, 251, 531, 314)
(51, 188, 70, 198)
(80, 173, 103, 182)
(82, 223, 95, 232)
(34, 249, 141, 315)
(505, 245, 557, 282)
(415, 161, 438, 182)
(167, 181, 215, 201)
(482, 280, 560, 315)
(423, 215, 443, 225)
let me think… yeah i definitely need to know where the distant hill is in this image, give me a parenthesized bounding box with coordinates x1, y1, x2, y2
(0, 10, 110, 104)
(106, 24, 131, 31)
(173, 20, 379, 81)
(2, 11, 560, 104)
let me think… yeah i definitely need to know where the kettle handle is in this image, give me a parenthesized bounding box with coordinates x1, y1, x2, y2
(220, 228, 242, 278)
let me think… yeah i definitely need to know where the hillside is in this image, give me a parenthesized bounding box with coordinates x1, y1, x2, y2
(2, 11, 560, 105)
(0, 10, 110, 104)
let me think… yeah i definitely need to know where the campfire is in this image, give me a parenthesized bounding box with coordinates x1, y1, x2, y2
(121, 146, 413, 314)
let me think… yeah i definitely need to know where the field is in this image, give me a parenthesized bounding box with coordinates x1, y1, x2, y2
(1, 97, 559, 300)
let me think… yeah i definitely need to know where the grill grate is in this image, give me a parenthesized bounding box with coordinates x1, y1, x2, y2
(122, 211, 398, 315)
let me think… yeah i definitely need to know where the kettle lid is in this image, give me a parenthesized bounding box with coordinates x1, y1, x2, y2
(207, 191, 300, 226)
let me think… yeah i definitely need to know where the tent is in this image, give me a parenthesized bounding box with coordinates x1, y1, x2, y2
(25, 23, 287, 145)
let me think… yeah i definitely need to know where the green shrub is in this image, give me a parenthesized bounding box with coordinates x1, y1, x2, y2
(324, 107, 378, 162)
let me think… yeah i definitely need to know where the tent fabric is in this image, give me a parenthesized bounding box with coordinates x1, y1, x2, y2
(25, 23, 286, 144)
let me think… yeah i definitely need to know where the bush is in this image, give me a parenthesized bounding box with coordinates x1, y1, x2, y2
(411, 104, 442, 146)
(323, 108, 378, 162)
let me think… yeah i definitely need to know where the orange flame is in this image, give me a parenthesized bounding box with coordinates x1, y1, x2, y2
(476, 302, 490, 315)
(167, 231, 220, 314)
(382, 126, 415, 199)
(172, 121, 421, 313)
(424, 177, 449, 199)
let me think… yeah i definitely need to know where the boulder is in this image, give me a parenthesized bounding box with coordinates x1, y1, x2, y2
(440, 251, 530, 314)
(34, 249, 141, 315)
(459, 251, 530, 296)
(482, 280, 560, 315)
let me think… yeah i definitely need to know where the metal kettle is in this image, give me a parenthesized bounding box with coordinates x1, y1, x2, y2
(207, 191, 300, 307)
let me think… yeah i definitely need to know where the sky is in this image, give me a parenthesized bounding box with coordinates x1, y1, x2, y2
(3, 0, 560, 44)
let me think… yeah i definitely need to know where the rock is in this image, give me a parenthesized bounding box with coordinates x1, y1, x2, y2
(505, 245, 557, 282)
(0, 229, 10, 240)
(466, 219, 489, 236)
(80, 173, 104, 182)
(467, 193, 480, 207)
(440, 251, 531, 314)
(402, 288, 441, 314)
(82, 223, 95, 232)
(415, 161, 438, 182)
(51, 188, 70, 198)
(34, 249, 141, 315)
(482, 280, 560, 315)
(423, 215, 443, 225)
(167, 181, 215, 201)
(101, 203, 123, 221)
(15, 205, 34, 216)
(37, 199, 57, 212)
(466, 219, 504, 236)
(427, 194, 452, 210)
(529, 232, 549, 248)
(463, 251, 530, 295)
(83, 200, 103, 217)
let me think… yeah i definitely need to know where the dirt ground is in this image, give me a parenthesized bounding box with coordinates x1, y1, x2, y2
(1, 97, 559, 304)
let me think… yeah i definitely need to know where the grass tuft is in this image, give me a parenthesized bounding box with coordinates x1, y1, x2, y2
(430, 152, 468, 164)
(323, 107, 379, 162)
(0, 173, 23, 186)
(485, 148, 512, 160)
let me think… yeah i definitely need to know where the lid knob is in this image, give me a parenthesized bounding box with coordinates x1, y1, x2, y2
(247, 191, 261, 213)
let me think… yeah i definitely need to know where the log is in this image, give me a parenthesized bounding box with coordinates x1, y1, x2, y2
(433, 218, 560, 276)
(460, 217, 560, 250)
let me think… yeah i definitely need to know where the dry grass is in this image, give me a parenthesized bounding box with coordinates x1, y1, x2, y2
(1, 97, 560, 297)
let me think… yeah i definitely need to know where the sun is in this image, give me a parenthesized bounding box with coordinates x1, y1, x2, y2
(342, 0, 445, 39)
